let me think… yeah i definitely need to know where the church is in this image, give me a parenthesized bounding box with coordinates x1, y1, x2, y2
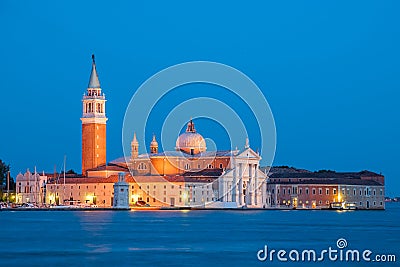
(44, 55, 270, 208)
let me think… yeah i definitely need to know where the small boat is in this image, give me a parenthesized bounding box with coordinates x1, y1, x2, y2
(330, 201, 357, 210)
(343, 202, 357, 210)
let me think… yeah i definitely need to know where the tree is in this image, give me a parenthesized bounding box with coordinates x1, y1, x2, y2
(0, 159, 11, 198)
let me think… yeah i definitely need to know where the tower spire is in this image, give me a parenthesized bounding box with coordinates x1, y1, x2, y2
(245, 137, 250, 149)
(81, 54, 107, 175)
(88, 54, 101, 88)
(131, 132, 139, 159)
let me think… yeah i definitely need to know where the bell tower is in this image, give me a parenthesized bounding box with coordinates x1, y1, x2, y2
(131, 132, 139, 160)
(81, 55, 108, 175)
(150, 134, 158, 154)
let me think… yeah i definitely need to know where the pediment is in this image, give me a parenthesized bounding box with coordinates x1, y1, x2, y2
(235, 147, 261, 160)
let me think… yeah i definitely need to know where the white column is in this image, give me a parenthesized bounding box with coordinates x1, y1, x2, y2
(225, 182, 228, 202)
(261, 178, 266, 208)
(232, 166, 237, 203)
(219, 177, 224, 202)
(248, 164, 253, 206)
(238, 163, 243, 206)
(254, 164, 258, 206)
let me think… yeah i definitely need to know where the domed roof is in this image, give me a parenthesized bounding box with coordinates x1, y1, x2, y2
(176, 119, 206, 155)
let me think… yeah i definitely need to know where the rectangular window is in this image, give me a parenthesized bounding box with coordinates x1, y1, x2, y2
(333, 188, 337, 195)
(326, 189, 329, 195)
(312, 189, 316, 195)
(306, 188, 309, 195)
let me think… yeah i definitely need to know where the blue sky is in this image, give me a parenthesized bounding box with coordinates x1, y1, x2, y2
(0, 1, 399, 195)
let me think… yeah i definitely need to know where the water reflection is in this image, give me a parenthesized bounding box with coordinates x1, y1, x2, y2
(0, 204, 398, 266)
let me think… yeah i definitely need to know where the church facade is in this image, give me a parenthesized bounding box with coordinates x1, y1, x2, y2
(43, 55, 269, 208)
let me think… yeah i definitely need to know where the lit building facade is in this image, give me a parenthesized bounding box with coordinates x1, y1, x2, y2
(126, 119, 269, 208)
(267, 167, 385, 210)
(15, 169, 48, 205)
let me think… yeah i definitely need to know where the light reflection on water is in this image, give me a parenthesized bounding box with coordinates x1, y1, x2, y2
(0, 204, 399, 266)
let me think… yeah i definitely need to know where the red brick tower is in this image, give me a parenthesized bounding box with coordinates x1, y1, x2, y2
(80, 55, 107, 175)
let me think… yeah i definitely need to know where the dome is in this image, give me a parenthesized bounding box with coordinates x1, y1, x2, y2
(176, 119, 206, 155)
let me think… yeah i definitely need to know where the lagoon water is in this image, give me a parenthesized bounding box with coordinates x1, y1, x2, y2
(1, 204, 399, 267)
